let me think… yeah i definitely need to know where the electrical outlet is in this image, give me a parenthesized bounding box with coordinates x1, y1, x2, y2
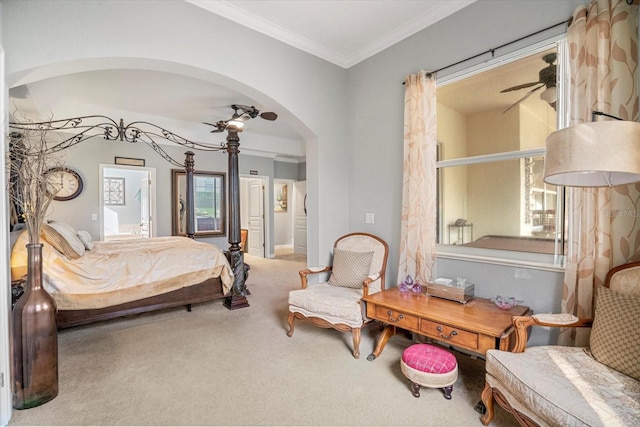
(365, 213, 374, 224)
(92, 213, 98, 221)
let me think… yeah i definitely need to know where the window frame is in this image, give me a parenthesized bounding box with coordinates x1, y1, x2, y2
(434, 36, 568, 270)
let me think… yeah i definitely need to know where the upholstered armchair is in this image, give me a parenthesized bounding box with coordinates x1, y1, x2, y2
(481, 262, 640, 426)
(287, 232, 389, 359)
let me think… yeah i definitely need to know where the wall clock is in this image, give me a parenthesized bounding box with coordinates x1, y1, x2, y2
(45, 167, 84, 201)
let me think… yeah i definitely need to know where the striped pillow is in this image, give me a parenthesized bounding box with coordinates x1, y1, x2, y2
(328, 248, 374, 289)
(42, 223, 85, 259)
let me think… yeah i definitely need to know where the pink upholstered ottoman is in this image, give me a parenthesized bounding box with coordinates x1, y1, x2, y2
(400, 343, 458, 400)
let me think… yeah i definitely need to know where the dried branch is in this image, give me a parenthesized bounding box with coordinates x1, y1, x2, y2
(7, 127, 62, 244)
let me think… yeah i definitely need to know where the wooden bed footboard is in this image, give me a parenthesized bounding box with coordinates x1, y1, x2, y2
(56, 277, 225, 329)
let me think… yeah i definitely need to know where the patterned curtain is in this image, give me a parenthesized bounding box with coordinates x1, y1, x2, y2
(560, 0, 639, 346)
(397, 71, 437, 286)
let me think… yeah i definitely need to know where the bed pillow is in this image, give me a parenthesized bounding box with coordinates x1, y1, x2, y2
(77, 230, 95, 250)
(589, 285, 640, 381)
(42, 223, 85, 259)
(10, 229, 26, 251)
(328, 248, 374, 289)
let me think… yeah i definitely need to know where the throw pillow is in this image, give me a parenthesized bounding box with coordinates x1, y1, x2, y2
(77, 230, 95, 250)
(41, 223, 84, 259)
(589, 285, 640, 381)
(328, 248, 374, 289)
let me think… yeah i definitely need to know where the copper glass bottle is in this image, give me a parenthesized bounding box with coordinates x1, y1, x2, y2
(12, 243, 58, 409)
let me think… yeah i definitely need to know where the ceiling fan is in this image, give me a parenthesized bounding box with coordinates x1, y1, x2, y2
(501, 52, 557, 114)
(204, 104, 278, 133)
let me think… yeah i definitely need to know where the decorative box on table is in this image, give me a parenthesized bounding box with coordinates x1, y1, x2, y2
(426, 279, 474, 304)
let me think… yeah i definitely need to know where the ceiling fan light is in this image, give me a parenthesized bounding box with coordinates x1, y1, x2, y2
(544, 121, 640, 187)
(540, 86, 557, 104)
(228, 119, 244, 129)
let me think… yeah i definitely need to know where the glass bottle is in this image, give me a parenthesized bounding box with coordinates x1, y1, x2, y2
(12, 243, 58, 409)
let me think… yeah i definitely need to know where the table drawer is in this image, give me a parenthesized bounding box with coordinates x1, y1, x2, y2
(374, 306, 419, 330)
(419, 319, 478, 350)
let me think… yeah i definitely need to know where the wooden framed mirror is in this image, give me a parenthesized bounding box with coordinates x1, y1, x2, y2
(171, 169, 226, 237)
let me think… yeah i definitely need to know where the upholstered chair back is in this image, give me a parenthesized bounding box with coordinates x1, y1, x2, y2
(606, 262, 640, 297)
(334, 233, 388, 293)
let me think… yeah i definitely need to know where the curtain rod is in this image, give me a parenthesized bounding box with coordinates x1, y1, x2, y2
(403, 18, 571, 84)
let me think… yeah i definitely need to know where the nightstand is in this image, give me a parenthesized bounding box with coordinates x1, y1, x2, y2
(11, 277, 26, 309)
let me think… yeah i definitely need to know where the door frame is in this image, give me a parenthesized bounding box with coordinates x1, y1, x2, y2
(293, 180, 308, 255)
(240, 174, 271, 258)
(0, 45, 13, 426)
(99, 164, 157, 241)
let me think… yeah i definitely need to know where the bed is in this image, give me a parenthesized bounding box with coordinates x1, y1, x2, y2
(463, 235, 556, 254)
(9, 121, 251, 328)
(11, 227, 234, 328)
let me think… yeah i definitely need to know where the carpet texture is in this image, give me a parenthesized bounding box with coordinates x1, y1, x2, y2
(9, 253, 518, 426)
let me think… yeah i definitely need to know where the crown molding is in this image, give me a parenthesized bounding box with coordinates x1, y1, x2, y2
(186, 0, 475, 69)
(345, 1, 476, 68)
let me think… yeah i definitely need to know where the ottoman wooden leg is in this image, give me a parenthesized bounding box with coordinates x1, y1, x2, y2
(442, 385, 453, 400)
(410, 382, 421, 398)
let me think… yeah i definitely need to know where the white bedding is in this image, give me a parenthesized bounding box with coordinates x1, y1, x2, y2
(11, 231, 234, 310)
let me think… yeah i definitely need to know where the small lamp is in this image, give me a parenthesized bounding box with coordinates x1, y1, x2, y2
(544, 113, 640, 187)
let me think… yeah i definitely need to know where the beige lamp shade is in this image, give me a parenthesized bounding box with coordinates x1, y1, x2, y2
(544, 121, 640, 187)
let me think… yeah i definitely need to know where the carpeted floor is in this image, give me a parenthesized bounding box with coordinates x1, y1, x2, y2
(9, 253, 518, 426)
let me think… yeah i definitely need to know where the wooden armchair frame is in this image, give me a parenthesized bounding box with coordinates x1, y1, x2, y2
(481, 261, 640, 426)
(480, 315, 592, 426)
(287, 232, 389, 359)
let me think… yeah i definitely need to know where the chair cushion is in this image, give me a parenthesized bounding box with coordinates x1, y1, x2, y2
(486, 346, 640, 427)
(328, 248, 374, 288)
(590, 285, 640, 381)
(402, 344, 457, 374)
(288, 283, 363, 323)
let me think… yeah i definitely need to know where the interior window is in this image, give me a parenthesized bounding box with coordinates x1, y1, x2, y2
(436, 43, 566, 259)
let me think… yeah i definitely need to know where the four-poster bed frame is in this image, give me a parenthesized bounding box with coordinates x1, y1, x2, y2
(10, 116, 251, 328)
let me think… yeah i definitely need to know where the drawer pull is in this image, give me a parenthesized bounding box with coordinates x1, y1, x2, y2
(387, 310, 404, 323)
(436, 325, 458, 340)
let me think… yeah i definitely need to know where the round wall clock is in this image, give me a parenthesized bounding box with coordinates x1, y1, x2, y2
(45, 167, 84, 201)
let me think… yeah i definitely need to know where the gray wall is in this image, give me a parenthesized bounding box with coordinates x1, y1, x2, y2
(274, 161, 300, 180)
(46, 134, 286, 252)
(346, 0, 587, 345)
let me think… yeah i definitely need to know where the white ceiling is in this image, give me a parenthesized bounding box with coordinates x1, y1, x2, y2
(9, 0, 485, 162)
(188, 0, 477, 68)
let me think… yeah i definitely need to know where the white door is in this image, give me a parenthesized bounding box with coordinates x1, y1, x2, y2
(293, 181, 307, 255)
(248, 179, 265, 257)
(140, 175, 152, 238)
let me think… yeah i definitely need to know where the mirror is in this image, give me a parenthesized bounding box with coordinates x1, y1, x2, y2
(171, 169, 226, 237)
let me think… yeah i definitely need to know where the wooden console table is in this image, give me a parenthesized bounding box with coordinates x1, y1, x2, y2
(363, 287, 531, 360)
